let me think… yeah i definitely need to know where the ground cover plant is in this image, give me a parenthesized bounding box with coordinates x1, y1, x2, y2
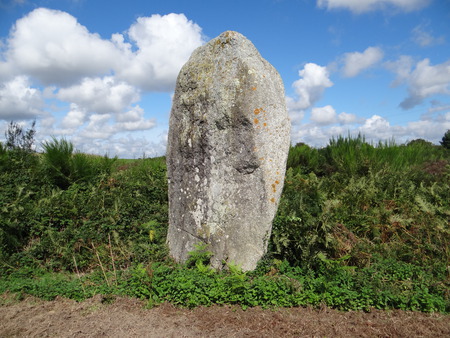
(0, 123, 449, 313)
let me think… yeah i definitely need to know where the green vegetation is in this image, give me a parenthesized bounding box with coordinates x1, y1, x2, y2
(441, 129, 450, 149)
(1, 123, 449, 313)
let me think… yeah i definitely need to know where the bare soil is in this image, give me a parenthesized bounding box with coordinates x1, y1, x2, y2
(1, 293, 449, 337)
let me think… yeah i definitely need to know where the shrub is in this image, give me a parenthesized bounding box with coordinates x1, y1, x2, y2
(1, 131, 449, 313)
(440, 129, 450, 149)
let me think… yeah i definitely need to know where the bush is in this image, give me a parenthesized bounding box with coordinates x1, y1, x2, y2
(1, 131, 448, 313)
(440, 129, 450, 149)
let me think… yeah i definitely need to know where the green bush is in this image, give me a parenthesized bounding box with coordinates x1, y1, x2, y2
(440, 130, 450, 149)
(1, 130, 448, 313)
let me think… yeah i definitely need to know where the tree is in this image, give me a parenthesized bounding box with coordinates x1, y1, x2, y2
(440, 130, 450, 149)
(4, 120, 36, 152)
(407, 139, 433, 147)
(2, 121, 37, 169)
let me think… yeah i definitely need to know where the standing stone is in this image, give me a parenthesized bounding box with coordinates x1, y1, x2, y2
(166, 31, 290, 271)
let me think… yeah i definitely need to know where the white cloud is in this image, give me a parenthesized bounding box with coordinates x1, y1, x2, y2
(406, 118, 450, 139)
(57, 76, 140, 114)
(412, 24, 445, 47)
(117, 13, 205, 91)
(115, 106, 156, 131)
(384, 55, 414, 87)
(291, 123, 347, 147)
(0, 8, 204, 157)
(317, 0, 431, 14)
(286, 103, 305, 125)
(5, 8, 122, 85)
(310, 105, 338, 125)
(0, 75, 43, 120)
(2, 8, 204, 90)
(56, 77, 155, 137)
(78, 113, 114, 139)
(338, 112, 358, 124)
(60, 103, 87, 129)
(289, 63, 333, 111)
(358, 115, 393, 139)
(400, 58, 450, 109)
(291, 112, 450, 148)
(63, 129, 166, 159)
(68, 106, 155, 139)
(342, 47, 384, 77)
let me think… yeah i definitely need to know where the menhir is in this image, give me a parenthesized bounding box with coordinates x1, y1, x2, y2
(166, 31, 290, 271)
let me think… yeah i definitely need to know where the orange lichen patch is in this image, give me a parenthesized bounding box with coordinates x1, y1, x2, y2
(254, 108, 261, 115)
(270, 198, 275, 203)
(275, 180, 280, 185)
(254, 118, 259, 124)
(263, 122, 267, 127)
(271, 183, 276, 193)
(251, 87, 257, 91)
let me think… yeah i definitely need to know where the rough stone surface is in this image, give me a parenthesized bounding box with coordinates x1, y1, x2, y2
(166, 31, 290, 271)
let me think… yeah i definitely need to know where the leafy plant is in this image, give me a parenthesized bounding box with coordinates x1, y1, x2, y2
(440, 129, 450, 149)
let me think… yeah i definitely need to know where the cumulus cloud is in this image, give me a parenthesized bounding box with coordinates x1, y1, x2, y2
(310, 105, 338, 125)
(55, 76, 155, 140)
(59, 104, 155, 135)
(291, 111, 450, 148)
(358, 115, 392, 138)
(317, 0, 431, 14)
(342, 47, 384, 77)
(114, 106, 156, 131)
(2, 8, 204, 90)
(57, 76, 140, 114)
(0, 8, 205, 157)
(78, 113, 114, 139)
(291, 123, 347, 147)
(4, 8, 122, 85)
(118, 13, 204, 91)
(290, 103, 362, 146)
(0, 76, 43, 120)
(338, 112, 358, 124)
(406, 116, 450, 139)
(400, 58, 450, 109)
(60, 103, 86, 129)
(288, 63, 333, 111)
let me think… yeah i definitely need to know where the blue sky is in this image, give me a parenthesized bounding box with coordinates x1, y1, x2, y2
(0, 0, 449, 158)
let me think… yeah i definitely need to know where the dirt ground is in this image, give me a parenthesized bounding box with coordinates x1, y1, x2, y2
(1, 293, 449, 337)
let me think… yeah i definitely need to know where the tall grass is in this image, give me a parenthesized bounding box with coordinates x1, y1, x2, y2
(288, 134, 447, 177)
(41, 138, 117, 189)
